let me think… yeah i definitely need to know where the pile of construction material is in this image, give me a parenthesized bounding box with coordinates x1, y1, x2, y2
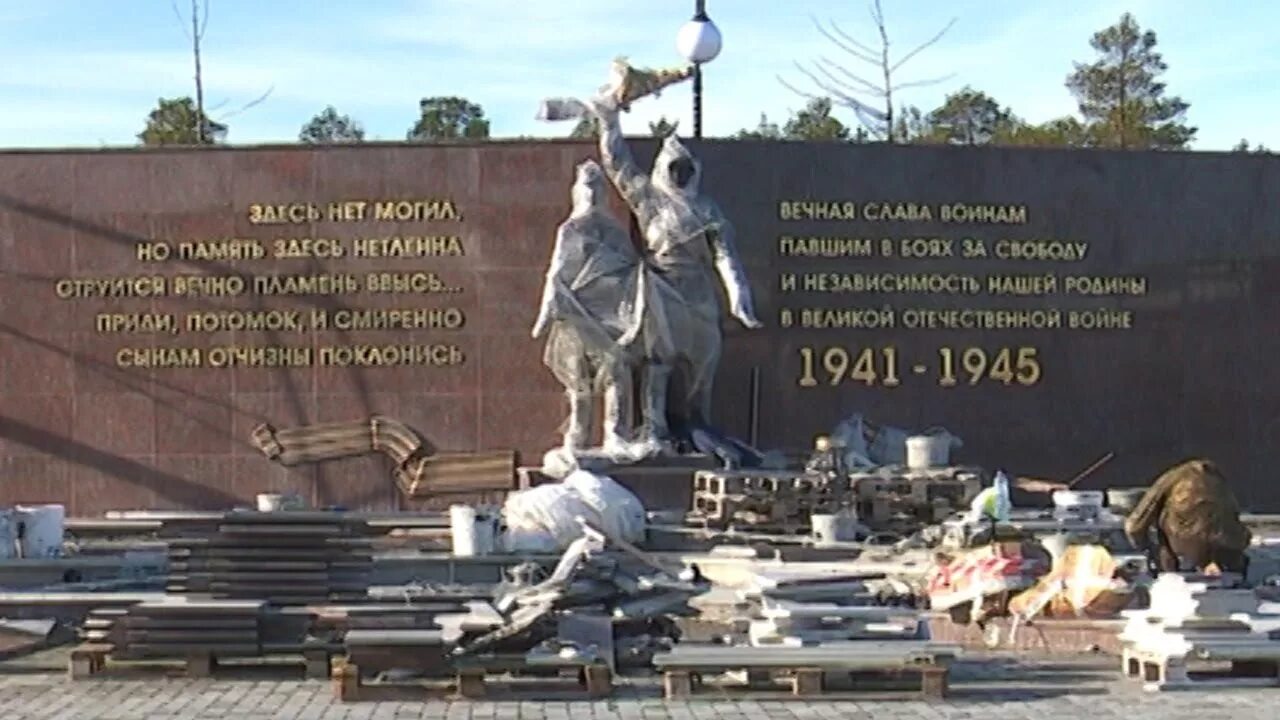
(1119, 573, 1280, 690)
(647, 569, 958, 699)
(330, 520, 701, 700)
(451, 521, 704, 667)
(736, 570, 927, 647)
(689, 465, 984, 537)
(690, 470, 848, 531)
(161, 512, 374, 605)
(848, 467, 983, 533)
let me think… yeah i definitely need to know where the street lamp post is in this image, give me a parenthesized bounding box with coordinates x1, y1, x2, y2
(676, 1, 722, 138)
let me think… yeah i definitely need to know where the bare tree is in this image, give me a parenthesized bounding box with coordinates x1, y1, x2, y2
(170, 0, 273, 144)
(781, 1, 957, 142)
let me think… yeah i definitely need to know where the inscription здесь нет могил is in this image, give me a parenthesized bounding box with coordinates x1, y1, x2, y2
(49, 197, 471, 370)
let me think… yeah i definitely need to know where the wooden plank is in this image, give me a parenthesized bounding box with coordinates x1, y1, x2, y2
(345, 630, 445, 646)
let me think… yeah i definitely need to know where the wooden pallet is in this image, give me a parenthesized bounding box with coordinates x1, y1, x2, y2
(330, 661, 609, 696)
(67, 642, 333, 680)
(1121, 646, 1280, 691)
(654, 644, 953, 700)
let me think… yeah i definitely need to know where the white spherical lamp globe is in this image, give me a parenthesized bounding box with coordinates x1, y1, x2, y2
(677, 18, 722, 64)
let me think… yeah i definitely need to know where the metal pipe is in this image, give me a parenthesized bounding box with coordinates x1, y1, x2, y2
(693, 64, 704, 138)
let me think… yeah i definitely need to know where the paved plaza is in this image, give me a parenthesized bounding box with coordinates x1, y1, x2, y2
(0, 655, 1274, 720)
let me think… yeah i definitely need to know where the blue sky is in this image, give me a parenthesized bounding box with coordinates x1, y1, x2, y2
(0, 0, 1275, 150)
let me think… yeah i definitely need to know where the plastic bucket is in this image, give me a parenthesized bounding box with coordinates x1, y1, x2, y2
(905, 435, 950, 469)
(810, 514, 840, 546)
(256, 493, 284, 512)
(450, 505, 495, 557)
(15, 504, 65, 559)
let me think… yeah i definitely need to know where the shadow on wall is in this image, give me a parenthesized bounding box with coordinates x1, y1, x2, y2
(0, 415, 241, 509)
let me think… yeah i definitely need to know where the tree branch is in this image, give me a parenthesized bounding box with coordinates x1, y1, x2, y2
(198, 0, 210, 39)
(889, 73, 957, 92)
(814, 18, 879, 65)
(890, 17, 957, 73)
(216, 85, 274, 120)
(812, 61, 885, 100)
(170, 0, 191, 42)
(817, 56, 888, 96)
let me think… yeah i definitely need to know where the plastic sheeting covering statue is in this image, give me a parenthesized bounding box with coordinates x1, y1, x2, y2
(587, 95, 763, 451)
(532, 160, 642, 465)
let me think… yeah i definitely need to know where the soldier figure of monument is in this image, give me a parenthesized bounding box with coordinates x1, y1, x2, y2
(532, 159, 644, 472)
(586, 70, 762, 454)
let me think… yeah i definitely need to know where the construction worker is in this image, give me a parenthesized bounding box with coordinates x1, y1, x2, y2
(1124, 459, 1251, 575)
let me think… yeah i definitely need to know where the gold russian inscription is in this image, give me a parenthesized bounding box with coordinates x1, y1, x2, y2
(800, 273, 980, 294)
(900, 309, 1062, 330)
(352, 235, 464, 258)
(177, 239, 266, 261)
(1063, 275, 1147, 295)
(372, 200, 460, 222)
(327, 201, 368, 221)
(207, 346, 313, 367)
(170, 275, 246, 297)
(987, 274, 1058, 295)
(96, 313, 177, 334)
(896, 237, 953, 257)
(136, 242, 171, 262)
(796, 345, 1042, 388)
(939, 203, 1028, 224)
(778, 201, 857, 221)
(328, 308, 466, 331)
(252, 274, 360, 295)
(994, 240, 1088, 261)
(317, 344, 465, 366)
(365, 272, 452, 294)
(273, 237, 345, 259)
(55, 277, 166, 299)
(798, 307, 896, 329)
(186, 310, 303, 333)
(248, 203, 321, 225)
(863, 202, 933, 222)
(1067, 310, 1133, 329)
(778, 236, 875, 257)
(116, 347, 201, 368)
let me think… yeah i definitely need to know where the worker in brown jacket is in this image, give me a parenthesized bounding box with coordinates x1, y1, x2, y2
(1124, 459, 1252, 574)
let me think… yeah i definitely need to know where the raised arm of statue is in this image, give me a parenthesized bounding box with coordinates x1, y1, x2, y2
(707, 211, 763, 329)
(532, 225, 574, 339)
(593, 104, 653, 218)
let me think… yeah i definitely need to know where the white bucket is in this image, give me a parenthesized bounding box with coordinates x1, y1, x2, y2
(905, 435, 950, 469)
(0, 509, 15, 560)
(810, 514, 840, 546)
(15, 504, 65, 559)
(450, 504, 495, 557)
(256, 493, 284, 512)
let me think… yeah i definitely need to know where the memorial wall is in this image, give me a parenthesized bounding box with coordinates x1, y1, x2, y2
(0, 141, 1277, 513)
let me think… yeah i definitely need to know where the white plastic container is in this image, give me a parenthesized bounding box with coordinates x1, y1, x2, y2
(450, 504, 496, 557)
(15, 504, 65, 559)
(810, 514, 840, 546)
(256, 493, 284, 512)
(0, 509, 15, 560)
(905, 435, 950, 469)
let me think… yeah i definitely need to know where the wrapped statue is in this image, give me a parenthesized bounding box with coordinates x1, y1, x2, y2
(532, 160, 643, 465)
(536, 58, 694, 123)
(586, 91, 763, 452)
